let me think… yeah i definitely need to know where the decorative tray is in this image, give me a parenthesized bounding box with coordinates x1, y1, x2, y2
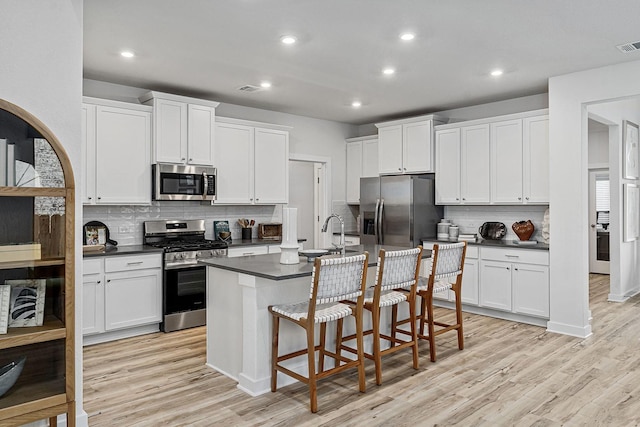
(478, 222, 507, 240)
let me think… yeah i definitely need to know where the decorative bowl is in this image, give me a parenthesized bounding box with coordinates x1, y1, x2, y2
(478, 222, 507, 240)
(299, 249, 329, 262)
(0, 356, 26, 398)
(512, 220, 535, 241)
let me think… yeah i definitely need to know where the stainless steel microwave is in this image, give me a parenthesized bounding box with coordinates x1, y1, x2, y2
(153, 164, 216, 201)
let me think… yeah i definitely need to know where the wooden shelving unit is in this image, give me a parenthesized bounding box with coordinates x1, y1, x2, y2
(0, 99, 75, 426)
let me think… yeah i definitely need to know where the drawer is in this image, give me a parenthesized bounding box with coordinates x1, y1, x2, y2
(227, 245, 269, 258)
(480, 247, 549, 265)
(84, 258, 103, 275)
(105, 254, 162, 273)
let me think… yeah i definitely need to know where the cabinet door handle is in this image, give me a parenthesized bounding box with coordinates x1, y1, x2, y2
(97, 196, 101, 200)
(181, 158, 186, 161)
(88, 197, 92, 200)
(398, 168, 402, 171)
(514, 267, 519, 271)
(189, 158, 193, 162)
(462, 198, 466, 201)
(518, 197, 522, 201)
(255, 198, 259, 201)
(506, 267, 510, 270)
(97, 280, 101, 284)
(525, 197, 529, 201)
(106, 279, 111, 283)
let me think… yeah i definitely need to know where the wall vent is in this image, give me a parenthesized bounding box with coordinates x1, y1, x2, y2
(616, 41, 640, 53)
(237, 84, 262, 93)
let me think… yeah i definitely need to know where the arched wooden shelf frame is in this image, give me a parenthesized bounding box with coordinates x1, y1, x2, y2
(0, 98, 76, 426)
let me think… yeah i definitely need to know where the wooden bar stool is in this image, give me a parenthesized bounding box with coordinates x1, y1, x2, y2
(339, 247, 423, 385)
(268, 252, 369, 413)
(395, 242, 467, 362)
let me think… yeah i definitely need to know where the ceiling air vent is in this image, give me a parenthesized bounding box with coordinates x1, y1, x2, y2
(237, 84, 262, 93)
(616, 41, 640, 53)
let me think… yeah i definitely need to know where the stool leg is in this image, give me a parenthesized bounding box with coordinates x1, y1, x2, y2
(419, 292, 427, 337)
(372, 306, 382, 385)
(408, 297, 419, 370)
(336, 317, 344, 367)
(355, 304, 366, 393)
(306, 321, 318, 413)
(49, 416, 57, 427)
(455, 284, 464, 350)
(426, 294, 437, 362)
(319, 322, 327, 372)
(271, 314, 280, 392)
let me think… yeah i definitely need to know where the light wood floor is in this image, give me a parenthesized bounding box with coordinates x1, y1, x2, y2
(84, 274, 640, 426)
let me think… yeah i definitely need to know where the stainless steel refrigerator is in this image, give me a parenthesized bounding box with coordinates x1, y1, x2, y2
(360, 174, 443, 247)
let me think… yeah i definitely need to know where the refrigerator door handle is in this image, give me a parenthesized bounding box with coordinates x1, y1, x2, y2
(379, 198, 385, 244)
(374, 198, 380, 243)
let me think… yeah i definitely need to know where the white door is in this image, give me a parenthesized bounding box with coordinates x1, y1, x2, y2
(403, 120, 433, 173)
(479, 260, 512, 311)
(214, 123, 253, 204)
(346, 141, 362, 204)
(187, 103, 215, 166)
(589, 170, 610, 274)
(254, 128, 288, 203)
(491, 119, 523, 203)
(104, 269, 162, 330)
(378, 125, 403, 174)
(512, 263, 550, 317)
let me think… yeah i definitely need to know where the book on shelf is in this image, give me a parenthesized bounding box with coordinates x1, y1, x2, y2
(6, 143, 14, 186)
(0, 138, 6, 186)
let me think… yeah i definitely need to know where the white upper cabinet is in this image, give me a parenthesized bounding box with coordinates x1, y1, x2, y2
(346, 136, 378, 204)
(82, 97, 152, 205)
(435, 124, 490, 204)
(491, 119, 523, 203)
(435, 109, 549, 206)
(140, 91, 219, 166)
(346, 141, 363, 204)
(435, 128, 461, 204)
(215, 117, 290, 205)
(376, 115, 446, 175)
(523, 115, 549, 203)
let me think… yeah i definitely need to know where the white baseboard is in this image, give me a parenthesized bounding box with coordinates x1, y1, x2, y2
(546, 320, 592, 338)
(83, 324, 160, 346)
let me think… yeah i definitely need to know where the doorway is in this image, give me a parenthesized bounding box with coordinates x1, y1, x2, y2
(288, 154, 331, 250)
(589, 169, 610, 274)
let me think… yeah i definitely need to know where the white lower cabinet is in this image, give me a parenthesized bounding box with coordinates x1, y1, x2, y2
(479, 247, 549, 318)
(421, 242, 549, 324)
(82, 254, 162, 338)
(512, 263, 549, 317)
(479, 260, 513, 311)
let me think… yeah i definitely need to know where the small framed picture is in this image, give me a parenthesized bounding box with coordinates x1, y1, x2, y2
(623, 120, 639, 179)
(84, 224, 107, 246)
(6, 279, 46, 327)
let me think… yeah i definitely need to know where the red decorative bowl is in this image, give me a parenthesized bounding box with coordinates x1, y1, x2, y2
(512, 220, 535, 241)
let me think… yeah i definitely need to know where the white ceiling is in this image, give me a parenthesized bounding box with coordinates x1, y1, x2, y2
(84, 0, 640, 125)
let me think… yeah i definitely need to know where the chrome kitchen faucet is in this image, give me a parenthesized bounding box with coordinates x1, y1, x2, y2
(321, 213, 345, 256)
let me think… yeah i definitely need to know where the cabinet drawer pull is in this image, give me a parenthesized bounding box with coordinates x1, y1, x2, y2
(505, 255, 519, 258)
(243, 252, 254, 255)
(127, 261, 144, 265)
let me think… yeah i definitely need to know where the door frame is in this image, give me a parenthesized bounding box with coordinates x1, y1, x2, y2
(289, 153, 332, 249)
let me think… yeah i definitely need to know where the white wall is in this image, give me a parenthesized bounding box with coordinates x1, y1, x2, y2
(548, 59, 640, 338)
(588, 124, 609, 166)
(0, 1, 86, 425)
(588, 100, 640, 301)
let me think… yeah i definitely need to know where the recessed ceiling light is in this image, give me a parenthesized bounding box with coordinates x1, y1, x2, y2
(400, 33, 415, 41)
(382, 68, 395, 75)
(351, 101, 362, 108)
(120, 50, 135, 58)
(491, 69, 504, 77)
(260, 81, 272, 89)
(280, 35, 297, 45)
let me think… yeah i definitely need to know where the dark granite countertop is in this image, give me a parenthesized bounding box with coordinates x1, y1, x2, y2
(201, 244, 431, 281)
(422, 238, 549, 251)
(82, 244, 164, 258)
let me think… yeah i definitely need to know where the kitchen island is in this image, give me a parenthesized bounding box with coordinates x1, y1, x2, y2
(201, 244, 428, 396)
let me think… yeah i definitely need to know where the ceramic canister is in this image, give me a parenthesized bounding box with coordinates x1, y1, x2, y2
(437, 222, 450, 241)
(449, 225, 459, 242)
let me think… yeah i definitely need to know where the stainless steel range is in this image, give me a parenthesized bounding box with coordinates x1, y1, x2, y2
(144, 219, 228, 332)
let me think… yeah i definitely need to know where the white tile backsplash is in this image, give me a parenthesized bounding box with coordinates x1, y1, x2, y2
(330, 200, 358, 233)
(443, 205, 548, 241)
(83, 201, 283, 245)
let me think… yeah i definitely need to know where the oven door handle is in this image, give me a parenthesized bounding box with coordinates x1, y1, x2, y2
(164, 261, 201, 270)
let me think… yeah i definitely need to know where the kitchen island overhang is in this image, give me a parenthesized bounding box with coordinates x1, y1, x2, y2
(201, 244, 430, 396)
